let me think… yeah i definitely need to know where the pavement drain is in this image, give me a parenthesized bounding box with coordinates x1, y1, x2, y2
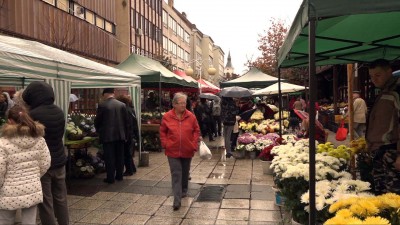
(196, 185, 225, 202)
(208, 173, 229, 179)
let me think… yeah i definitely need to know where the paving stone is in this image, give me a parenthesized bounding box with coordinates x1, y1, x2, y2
(97, 200, 133, 212)
(181, 218, 216, 225)
(217, 208, 249, 221)
(130, 179, 159, 187)
(250, 200, 279, 210)
(226, 185, 250, 192)
(120, 185, 151, 195)
(154, 205, 189, 217)
(250, 192, 275, 201)
(89, 191, 118, 200)
(215, 220, 249, 225)
(124, 202, 161, 215)
(249, 210, 282, 222)
(251, 185, 270, 192)
(78, 210, 121, 224)
(68, 208, 91, 223)
(164, 196, 194, 207)
(67, 195, 84, 207)
(221, 199, 250, 209)
(191, 201, 221, 208)
(155, 181, 171, 188)
(145, 216, 182, 225)
(110, 193, 142, 202)
(111, 213, 150, 225)
(224, 191, 250, 199)
(69, 199, 106, 210)
(186, 207, 219, 219)
(147, 187, 173, 196)
(136, 194, 167, 205)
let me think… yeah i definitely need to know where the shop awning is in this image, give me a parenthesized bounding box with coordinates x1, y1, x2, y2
(278, 0, 400, 68)
(198, 79, 220, 94)
(117, 54, 198, 88)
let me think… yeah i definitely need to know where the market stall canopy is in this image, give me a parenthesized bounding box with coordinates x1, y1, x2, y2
(0, 34, 141, 88)
(253, 82, 307, 95)
(117, 54, 198, 89)
(173, 70, 198, 84)
(198, 78, 220, 94)
(278, 0, 400, 68)
(220, 67, 281, 89)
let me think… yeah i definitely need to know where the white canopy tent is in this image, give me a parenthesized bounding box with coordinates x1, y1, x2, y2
(0, 34, 141, 119)
(252, 82, 307, 95)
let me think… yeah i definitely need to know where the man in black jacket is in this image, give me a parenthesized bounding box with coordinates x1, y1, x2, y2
(95, 88, 129, 183)
(22, 81, 69, 225)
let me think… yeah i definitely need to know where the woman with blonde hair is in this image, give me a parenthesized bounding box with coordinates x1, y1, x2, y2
(0, 105, 51, 224)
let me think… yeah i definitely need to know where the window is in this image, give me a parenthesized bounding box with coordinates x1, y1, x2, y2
(209, 43, 213, 51)
(56, 0, 69, 12)
(42, 0, 55, 5)
(85, 10, 95, 24)
(96, 16, 104, 29)
(105, 21, 114, 33)
(171, 19, 177, 34)
(162, 10, 168, 27)
(73, 3, 85, 19)
(163, 36, 168, 51)
(184, 51, 189, 62)
(168, 16, 173, 29)
(184, 31, 190, 43)
(196, 36, 201, 47)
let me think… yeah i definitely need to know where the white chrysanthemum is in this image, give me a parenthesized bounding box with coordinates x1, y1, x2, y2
(315, 195, 326, 211)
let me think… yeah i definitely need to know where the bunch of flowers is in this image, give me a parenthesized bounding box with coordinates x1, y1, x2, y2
(236, 133, 257, 152)
(270, 138, 350, 224)
(238, 121, 258, 132)
(300, 178, 372, 224)
(325, 193, 400, 225)
(349, 137, 367, 155)
(67, 112, 97, 137)
(141, 111, 165, 124)
(250, 109, 264, 120)
(317, 143, 352, 161)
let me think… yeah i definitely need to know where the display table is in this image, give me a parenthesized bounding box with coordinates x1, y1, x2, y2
(141, 124, 161, 152)
(65, 137, 97, 180)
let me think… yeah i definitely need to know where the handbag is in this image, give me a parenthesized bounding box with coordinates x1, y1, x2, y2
(335, 120, 348, 141)
(199, 141, 212, 160)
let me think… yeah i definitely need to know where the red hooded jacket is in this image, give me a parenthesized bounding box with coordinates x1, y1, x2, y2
(160, 109, 200, 158)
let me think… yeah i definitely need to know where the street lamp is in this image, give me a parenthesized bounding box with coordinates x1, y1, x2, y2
(185, 59, 216, 93)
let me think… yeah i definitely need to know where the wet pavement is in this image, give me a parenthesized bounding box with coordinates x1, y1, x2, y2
(37, 130, 348, 225)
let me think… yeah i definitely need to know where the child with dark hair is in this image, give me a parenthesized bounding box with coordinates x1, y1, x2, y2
(0, 105, 51, 224)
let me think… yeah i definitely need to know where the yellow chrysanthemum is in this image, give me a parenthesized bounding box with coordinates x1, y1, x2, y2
(329, 197, 358, 213)
(380, 193, 400, 208)
(362, 216, 390, 225)
(324, 217, 348, 225)
(345, 217, 363, 224)
(336, 209, 353, 218)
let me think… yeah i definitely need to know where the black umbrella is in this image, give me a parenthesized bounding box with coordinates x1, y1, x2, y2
(220, 86, 253, 98)
(199, 93, 219, 101)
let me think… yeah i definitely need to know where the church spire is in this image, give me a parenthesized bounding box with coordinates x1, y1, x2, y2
(225, 51, 233, 68)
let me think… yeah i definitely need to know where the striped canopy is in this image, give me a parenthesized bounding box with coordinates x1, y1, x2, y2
(0, 34, 142, 128)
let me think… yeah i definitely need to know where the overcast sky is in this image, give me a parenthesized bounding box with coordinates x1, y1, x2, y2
(173, 0, 303, 75)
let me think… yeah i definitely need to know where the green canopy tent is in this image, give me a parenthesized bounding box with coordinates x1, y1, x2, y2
(117, 53, 198, 89)
(220, 67, 281, 89)
(277, 0, 400, 223)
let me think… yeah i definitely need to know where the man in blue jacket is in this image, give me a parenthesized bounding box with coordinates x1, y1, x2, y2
(22, 81, 69, 225)
(95, 88, 129, 184)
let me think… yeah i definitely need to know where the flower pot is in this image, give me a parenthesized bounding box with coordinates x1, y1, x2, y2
(261, 160, 273, 175)
(272, 187, 286, 207)
(234, 150, 245, 159)
(249, 151, 257, 159)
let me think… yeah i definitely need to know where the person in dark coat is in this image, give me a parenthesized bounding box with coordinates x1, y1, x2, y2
(95, 88, 129, 184)
(22, 81, 69, 225)
(116, 94, 139, 176)
(221, 97, 239, 158)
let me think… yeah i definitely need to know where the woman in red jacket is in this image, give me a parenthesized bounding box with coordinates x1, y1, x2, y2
(160, 92, 200, 211)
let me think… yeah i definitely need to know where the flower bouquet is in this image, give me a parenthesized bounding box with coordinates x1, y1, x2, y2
(325, 193, 400, 225)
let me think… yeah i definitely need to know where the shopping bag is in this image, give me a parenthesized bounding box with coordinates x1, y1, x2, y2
(199, 141, 212, 160)
(220, 149, 226, 162)
(335, 120, 348, 141)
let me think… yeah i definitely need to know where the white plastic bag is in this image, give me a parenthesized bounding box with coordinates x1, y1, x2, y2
(199, 141, 212, 160)
(220, 149, 226, 162)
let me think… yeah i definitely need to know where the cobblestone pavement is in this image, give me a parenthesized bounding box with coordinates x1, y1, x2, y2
(33, 130, 348, 225)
